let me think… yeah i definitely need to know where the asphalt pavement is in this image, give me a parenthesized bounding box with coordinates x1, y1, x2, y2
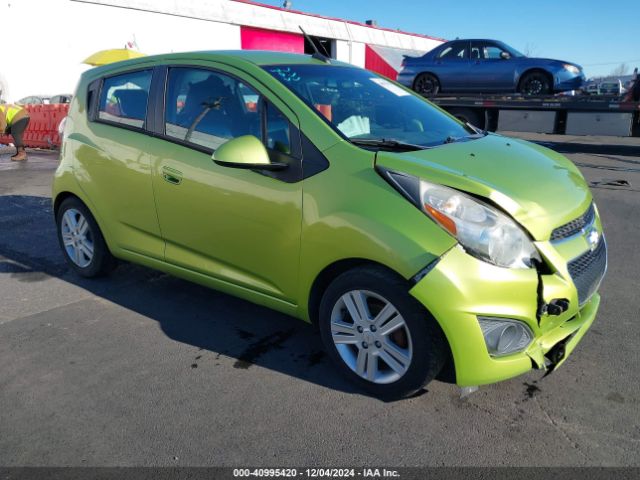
(0, 136, 639, 467)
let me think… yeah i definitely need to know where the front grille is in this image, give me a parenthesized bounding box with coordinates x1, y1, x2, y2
(551, 203, 596, 241)
(567, 237, 607, 306)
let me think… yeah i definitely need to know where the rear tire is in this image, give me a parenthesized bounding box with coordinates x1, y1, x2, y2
(518, 71, 552, 95)
(319, 266, 447, 399)
(56, 197, 116, 278)
(413, 73, 440, 96)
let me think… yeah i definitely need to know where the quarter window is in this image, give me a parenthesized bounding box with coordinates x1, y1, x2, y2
(264, 101, 291, 155)
(98, 70, 152, 128)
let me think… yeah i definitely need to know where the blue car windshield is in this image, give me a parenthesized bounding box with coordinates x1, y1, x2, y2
(499, 42, 525, 58)
(263, 64, 476, 148)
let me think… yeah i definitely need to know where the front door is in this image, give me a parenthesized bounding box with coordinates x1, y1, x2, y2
(147, 65, 303, 303)
(469, 41, 515, 92)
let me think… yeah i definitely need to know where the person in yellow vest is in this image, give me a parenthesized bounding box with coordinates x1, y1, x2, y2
(0, 103, 30, 161)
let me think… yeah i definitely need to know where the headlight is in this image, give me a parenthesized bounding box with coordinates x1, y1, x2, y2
(382, 171, 541, 269)
(563, 64, 580, 74)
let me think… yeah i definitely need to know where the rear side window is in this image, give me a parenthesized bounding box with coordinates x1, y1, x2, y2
(438, 42, 467, 60)
(98, 70, 152, 129)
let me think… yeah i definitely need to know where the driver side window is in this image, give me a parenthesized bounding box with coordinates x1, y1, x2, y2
(484, 46, 506, 59)
(163, 67, 299, 162)
(164, 67, 262, 151)
(471, 42, 507, 60)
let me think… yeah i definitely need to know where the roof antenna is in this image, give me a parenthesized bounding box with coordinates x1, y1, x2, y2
(299, 26, 331, 64)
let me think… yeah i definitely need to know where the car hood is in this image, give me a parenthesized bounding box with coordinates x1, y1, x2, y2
(526, 57, 583, 69)
(375, 134, 592, 240)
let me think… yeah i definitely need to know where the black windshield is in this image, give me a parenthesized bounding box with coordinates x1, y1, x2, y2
(263, 64, 475, 148)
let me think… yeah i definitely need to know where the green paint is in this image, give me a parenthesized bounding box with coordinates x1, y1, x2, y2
(53, 51, 603, 387)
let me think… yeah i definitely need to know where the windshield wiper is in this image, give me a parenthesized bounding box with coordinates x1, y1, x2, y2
(350, 138, 428, 151)
(466, 122, 489, 136)
(443, 131, 488, 144)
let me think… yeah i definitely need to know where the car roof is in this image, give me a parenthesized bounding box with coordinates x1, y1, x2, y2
(442, 39, 503, 44)
(191, 50, 351, 65)
(86, 50, 352, 77)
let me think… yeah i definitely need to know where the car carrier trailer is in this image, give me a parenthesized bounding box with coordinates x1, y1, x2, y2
(419, 73, 640, 137)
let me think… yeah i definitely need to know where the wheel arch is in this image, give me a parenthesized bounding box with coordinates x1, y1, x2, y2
(308, 257, 457, 384)
(517, 68, 554, 91)
(53, 190, 116, 254)
(53, 191, 79, 217)
(307, 258, 408, 328)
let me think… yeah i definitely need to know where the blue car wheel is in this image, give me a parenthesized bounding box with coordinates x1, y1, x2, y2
(414, 73, 440, 96)
(518, 71, 552, 95)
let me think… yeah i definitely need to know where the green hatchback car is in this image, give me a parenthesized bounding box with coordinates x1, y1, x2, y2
(53, 51, 606, 398)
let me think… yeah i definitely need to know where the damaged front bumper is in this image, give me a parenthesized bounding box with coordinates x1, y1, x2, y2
(409, 239, 603, 387)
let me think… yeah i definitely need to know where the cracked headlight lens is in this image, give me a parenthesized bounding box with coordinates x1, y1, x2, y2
(419, 180, 540, 268)
(381, 171, 541, 268)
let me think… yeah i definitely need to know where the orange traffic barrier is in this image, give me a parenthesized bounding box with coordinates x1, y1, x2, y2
(0, 103, 70, 149)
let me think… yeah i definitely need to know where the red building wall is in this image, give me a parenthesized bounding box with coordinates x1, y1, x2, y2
(240, 26, 304, 53)
(364, 45, 398, 79)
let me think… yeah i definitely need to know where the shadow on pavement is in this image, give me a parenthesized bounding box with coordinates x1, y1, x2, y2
(0, 194, 368, 398)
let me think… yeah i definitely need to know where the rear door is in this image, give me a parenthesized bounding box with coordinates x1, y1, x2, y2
(433, 41, 470, 91)
(75, 68, 164, 258)
(145, 63, 304, 303)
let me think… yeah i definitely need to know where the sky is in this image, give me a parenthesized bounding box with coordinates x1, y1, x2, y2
(259, 0, 638, 78)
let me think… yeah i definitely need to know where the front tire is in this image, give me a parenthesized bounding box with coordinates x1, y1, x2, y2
(319, 266, 447, 399)
(519, 71, 552, 95)
(56, 197, 116, 278)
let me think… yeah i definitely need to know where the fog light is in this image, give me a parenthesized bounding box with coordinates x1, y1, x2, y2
(477, 317, 534, 356)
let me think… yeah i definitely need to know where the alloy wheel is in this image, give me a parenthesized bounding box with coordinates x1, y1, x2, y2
(61, 208, 94, 268)
(522, 75, 548, 95)
(330, 290, 413, 384)
(414, 74, 438, 96)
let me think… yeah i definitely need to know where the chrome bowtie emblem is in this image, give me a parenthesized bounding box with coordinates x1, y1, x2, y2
(585, 228, 600, 251)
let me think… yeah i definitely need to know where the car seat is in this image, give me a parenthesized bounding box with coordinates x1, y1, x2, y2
(112, 89, 148, 120)
(179, 74, 245, 139)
